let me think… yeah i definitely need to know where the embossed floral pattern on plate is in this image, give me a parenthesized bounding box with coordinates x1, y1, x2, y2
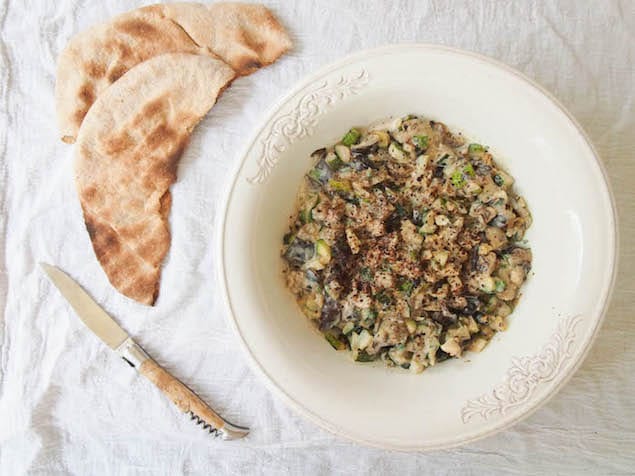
(248, 70, 369, 184)
(461, 315, 582, 423)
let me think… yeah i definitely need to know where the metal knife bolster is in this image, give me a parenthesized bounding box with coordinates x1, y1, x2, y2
(115, 337, 150, 368)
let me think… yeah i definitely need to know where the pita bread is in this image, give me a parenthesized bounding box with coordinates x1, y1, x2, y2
(75, 53, 235, 305)
(56, 2, 291, 143)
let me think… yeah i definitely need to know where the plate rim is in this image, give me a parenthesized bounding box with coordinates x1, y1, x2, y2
(217, 43, 619, 451)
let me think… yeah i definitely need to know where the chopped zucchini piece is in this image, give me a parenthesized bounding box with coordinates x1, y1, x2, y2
(412, 135, 429, 150)
(415, 154, 429, 170)
(493, 174, 505, 187)
(464, 181, 482, 194)
(325, 151, 344, 170)
(334, 144, 351, 163)
(315, 239, 331, 265)
(342, 322, 355, 335)
(463, 163, 475, 176)
(325, 333, 345, 350)
(479, 276, 496, 293)
(451, 170, 465, 188)
(328, 179, 352, 193)
(399, 279, 415, 296)
(357, 329, 373, 350)
(355, 350, 375, 362)
(387, 345, 412, 367)
(299, 194, 319, 224)
(361, 308, 378, 323)
(299, 209, 312, 224)
(388, 141, 408, 162)
(348, 331, 359, 351)
(395, 203, 409, 219)
(375, 291, 393, 307)
(497, 302, 512, 317)
(302, 294, 321, 319)
(305, 259, 325, 271)
(341, 128, 361, 146)
(484, 295, 498, 313)
(494, 278, 506, 293)
(372, 130, 390, 148)
(308, 167, 324, 183)
(468, 143, 485, 154)
(360, 267, 373, 282)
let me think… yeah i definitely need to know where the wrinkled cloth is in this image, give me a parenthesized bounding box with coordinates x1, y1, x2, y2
(1, 0, 634, 474)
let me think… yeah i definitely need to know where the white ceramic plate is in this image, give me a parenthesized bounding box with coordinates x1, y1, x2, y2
(219, 45, 617, 450)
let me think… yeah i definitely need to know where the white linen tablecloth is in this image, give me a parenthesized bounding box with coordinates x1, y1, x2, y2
(1, 0, 634, 474)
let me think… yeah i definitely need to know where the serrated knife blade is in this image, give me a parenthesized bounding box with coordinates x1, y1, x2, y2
(41, 263, 249, 440)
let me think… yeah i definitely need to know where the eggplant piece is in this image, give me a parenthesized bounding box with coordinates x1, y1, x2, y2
(350, 152, 380, 170)
(460, 296, 481, 315)
(319, 296, 341, 331)
(310, 147, 326, 161)
(348, 158, 370, 171)
(307, 157, 332, 186)
(473, 160, 492, 176)
(283, 238, 314, 266)
(435, 349, 452, 363)
(430, 307, 458, 327)
(305, 269, 320, 283)
(384, 211, 402, 233)
(469, 246, 480, 271)
(412, 209, 429, 226)
(489, 214, 508, 228)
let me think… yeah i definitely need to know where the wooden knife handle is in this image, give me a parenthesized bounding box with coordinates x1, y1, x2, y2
(139, 358, 226, 430)
(115, 337, 248, 439)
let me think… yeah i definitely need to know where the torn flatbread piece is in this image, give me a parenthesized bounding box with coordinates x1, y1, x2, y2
(56, 2, 291, 143)
(75, 53, 235, 305)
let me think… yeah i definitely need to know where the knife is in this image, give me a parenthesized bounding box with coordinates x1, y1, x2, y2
(41, 263, 249, 440)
